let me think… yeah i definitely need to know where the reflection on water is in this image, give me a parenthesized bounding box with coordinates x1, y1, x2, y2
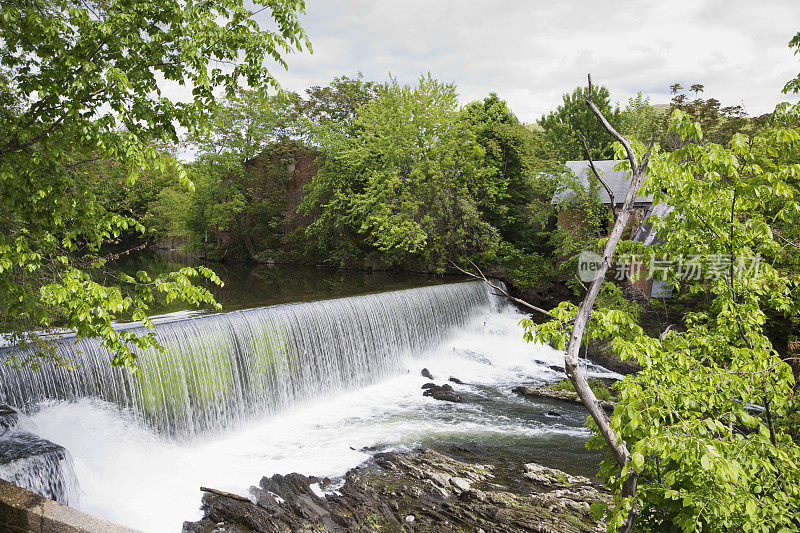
(108, 250, 458, 316)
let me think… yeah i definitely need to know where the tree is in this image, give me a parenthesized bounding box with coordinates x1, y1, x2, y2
(302, 75, 497, 270)
(461, 93, 554, 240)
(302, 73, 380, 127)
(186, 88, 308, 261)
(517, 71, 800, 531)
(782, 32, 800, 95)
(660, 83, 751, 150)
(460, 94, 564, 287)
(619, 92, 658, 143)
(539, 85, 622, 161)
(0, 0, 309, 368)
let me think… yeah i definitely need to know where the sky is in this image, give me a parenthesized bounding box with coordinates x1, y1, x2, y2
(257, 0, 800, 123)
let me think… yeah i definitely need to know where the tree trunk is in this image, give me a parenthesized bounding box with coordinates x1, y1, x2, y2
(558, 74, 654, 531)
(233, 212, 257, 260)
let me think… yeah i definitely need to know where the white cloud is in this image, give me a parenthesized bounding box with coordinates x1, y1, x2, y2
(256, 0, 799, 122)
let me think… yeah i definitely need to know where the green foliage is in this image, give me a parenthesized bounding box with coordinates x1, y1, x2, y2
(177, 76, 377, 263)
(461, 93, 553, 235)
(0, 0, 308, 369)
(302, 75, 499, 271)
(461, 93, 561, 286)
(538, 85, 622, 161)
(525, 108, 800, 531)
(660, 83, 755, 151)
(302, 73, 380, 127)
(185, 137, 312, 261)
(784, 32, 800, 95)
(619, 92, 659, 143)
(549, 378, 613, 402)
(595, 283, 642, 323)
(547, 167, 613, 292)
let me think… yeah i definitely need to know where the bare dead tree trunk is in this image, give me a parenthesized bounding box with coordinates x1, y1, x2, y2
(562, 74, 654, 532)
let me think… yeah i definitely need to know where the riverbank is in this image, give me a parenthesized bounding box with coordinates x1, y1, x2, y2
(184, 447, 608, 532)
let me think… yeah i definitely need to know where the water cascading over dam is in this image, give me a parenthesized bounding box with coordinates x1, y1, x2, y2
(0, 281, 490, 438)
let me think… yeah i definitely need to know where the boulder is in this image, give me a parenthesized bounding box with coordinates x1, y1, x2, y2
(423, 384, 462, 403)
(421, 368, 434, 379)
(513, 385, 615, 410)
(0, 405, 19, 431)
(0, 429, 78, 506)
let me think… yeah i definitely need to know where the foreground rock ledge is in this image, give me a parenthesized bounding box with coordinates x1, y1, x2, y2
(183, 449, 608, 532)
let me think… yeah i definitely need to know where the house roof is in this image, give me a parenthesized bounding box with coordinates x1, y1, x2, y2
(551, 160, 653, 206)
(632, 202, 674, 245)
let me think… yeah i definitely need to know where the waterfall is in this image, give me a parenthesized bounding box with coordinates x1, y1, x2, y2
(0, 405, 80, 506)
(0, 281, 489, 438)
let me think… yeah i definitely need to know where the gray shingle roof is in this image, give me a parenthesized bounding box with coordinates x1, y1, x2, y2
(551, 160, 653, 206)
(632, 202, 674, 245)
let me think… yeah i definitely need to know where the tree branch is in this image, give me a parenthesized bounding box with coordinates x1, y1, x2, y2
(200, 486, 250, 502)
(587, 74, 639, 172)
(449, 260, 555, 319)
(577, 129, 617, 223)
(568, 73, 651, 531)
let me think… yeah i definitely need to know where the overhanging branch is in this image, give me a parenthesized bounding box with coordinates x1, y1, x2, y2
(449, 260, 555, 319)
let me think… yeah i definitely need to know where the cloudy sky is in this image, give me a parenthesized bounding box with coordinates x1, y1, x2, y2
(262, 0, 799, 122)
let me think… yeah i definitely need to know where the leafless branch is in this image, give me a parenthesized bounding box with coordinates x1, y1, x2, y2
(587, 74, 639, 173)
(568, 73, 656, 532)
(449, 260, 555, 319)
(200, 487, 250, 502)
(577, 129, 617, 223)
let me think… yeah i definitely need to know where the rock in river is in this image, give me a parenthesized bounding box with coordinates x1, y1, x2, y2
(422, 383, 462, 403)
(184, 448, 608, 532)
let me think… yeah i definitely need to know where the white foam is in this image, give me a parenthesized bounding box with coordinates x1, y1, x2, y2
(30, 305, 613, 532)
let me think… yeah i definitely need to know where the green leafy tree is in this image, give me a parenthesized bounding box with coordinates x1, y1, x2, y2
(186, 89, 308, 260)
(539, 85, 622, 161)
(460, 94, 561, 287)
(461, 93, 554, 239)
(526, 105, 800, 531)
(784, 32, 800, 95)
(660, 83, 752, 150)
(93, 144, 189, 245)
(0, 0, 308, 368)
(302, 75, 497, 270)
(619, 92, 658, 143)
(302, 73, 380, 127)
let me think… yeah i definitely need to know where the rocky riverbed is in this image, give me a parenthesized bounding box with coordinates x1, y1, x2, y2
(183, 447, 608, 533)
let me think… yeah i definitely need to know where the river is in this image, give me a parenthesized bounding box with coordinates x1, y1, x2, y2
(1, 253, 611, 532)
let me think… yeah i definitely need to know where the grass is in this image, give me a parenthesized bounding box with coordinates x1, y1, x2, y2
(548, 378, 613, 402)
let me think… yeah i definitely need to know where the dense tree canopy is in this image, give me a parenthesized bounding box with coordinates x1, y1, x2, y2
(302, 76, 498, 270)
(538, 85, 622, 161)
(302, 73, 380, 127)
(619, 92, 659, 143)
(0, 0, 309, 368)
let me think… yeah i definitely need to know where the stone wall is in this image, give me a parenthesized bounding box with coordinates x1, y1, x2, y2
(0, 480, 140, 533)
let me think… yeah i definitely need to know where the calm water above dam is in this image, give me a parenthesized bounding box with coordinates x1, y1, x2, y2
(108, 250, 456, 317)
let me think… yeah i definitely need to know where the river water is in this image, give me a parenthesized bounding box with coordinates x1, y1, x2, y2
(3, 254, 612, 532)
